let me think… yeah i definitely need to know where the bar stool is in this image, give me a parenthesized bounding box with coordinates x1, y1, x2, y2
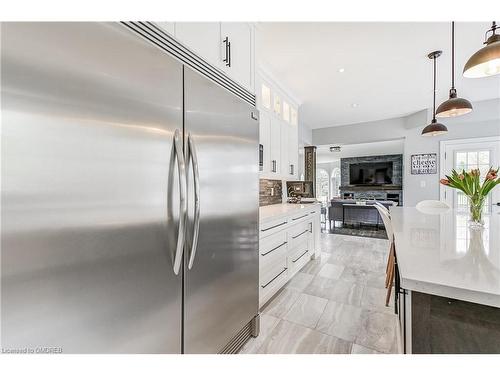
(373, 204, 396, 306)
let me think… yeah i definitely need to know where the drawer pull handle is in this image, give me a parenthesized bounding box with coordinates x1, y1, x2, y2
(292, 214, 308, 221)
(261, 268, 288, 289)
(261, 241, 287, 256)
(292, 229, 309, 239)
(292, 250, 308, 263)
(261, 221, 287, 232)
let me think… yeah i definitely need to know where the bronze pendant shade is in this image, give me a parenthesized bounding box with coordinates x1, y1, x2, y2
(463, 21, 500, 78)
(436, 22, 473, 118)
(422, 51, 448, 137)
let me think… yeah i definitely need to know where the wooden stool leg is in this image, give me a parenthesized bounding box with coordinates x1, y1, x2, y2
(385, 243, 392, 274)
(385, 262, 394, 306)
(385, 242, 395, 288)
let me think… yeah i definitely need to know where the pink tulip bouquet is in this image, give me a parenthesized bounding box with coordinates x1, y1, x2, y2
(440, 167, 500, 227)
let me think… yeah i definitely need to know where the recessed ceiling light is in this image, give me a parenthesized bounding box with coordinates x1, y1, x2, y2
(338, 68, 345, 73)
(351, 103, 359, 108)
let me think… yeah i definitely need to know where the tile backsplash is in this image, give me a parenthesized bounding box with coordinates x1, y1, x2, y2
(259, 179, 283, 206)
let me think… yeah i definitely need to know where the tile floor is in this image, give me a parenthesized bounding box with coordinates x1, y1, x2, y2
(323, 222, 388, 240)
(240, 233, 401, 354)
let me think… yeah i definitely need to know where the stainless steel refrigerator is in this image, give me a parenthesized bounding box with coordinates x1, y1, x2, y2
(1, 22, 259, 354)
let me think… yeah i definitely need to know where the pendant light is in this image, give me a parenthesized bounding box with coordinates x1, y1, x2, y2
(436, 22, 473, 118)
(422, 51, 448, 137)
(463, 21, 500, 78)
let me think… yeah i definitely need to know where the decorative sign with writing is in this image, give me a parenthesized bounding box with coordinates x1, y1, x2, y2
(411, 153, 437, 175)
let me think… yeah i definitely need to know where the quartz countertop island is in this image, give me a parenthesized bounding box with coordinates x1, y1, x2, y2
(390, 206, 500, 308)
(390, 206, 500, 354)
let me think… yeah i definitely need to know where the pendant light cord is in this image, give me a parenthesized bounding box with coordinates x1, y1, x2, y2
(451, 21, 455, 90)
(433, 55, 437, 120)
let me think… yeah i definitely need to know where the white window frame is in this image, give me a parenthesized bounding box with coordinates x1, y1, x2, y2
(439, 136, 500, 208)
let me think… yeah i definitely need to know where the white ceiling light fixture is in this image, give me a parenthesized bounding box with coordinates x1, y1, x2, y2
(338, 68, 345, 73)
(351, 103, 359, 108)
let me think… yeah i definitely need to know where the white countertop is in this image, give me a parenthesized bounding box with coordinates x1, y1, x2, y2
(259, 202, 321, 221)
(391, 206, 500, 308)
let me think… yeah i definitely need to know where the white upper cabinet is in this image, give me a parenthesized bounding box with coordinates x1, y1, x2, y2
(273, 93, 282, 117)
(280, 119, 289, 176)
(282, 101, 290, 123)
(171, 22, 255, 93)
(155, 22, 175, 36)
(259, 111, 272, 174)
(288, 121, 299, 178)
(291, 107, 298, 126)
(256, 71, 300, 181)
(174, 23, 221, 68)
(220, 23, 254, 91)
(261, 83, 271, 110)
(269, 117, 281, 175)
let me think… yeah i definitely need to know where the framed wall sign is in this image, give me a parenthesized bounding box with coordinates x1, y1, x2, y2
(411, 153, 437, 174)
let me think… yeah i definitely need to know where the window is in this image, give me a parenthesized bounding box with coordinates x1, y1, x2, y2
(454, 150, 491, 210)
(441, 137, 499, 211)
(316, 168, 330, 205)
(331, 168, 341, 198)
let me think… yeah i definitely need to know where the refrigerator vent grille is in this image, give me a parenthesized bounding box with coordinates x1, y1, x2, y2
(218, 319, 253, 354)
(121, 22, 256, 107)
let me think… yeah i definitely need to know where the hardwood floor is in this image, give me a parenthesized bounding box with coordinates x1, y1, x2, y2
(240, 233, 400, 354)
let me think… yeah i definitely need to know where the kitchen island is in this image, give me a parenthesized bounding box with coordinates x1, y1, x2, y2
(390, 206, 500, 354)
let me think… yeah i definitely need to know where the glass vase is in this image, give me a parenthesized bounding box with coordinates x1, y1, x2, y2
(468, 196, 485, 228)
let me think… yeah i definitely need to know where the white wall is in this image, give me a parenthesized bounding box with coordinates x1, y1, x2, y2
(403, 99, 500, 206)
(311, 99, 500, 206)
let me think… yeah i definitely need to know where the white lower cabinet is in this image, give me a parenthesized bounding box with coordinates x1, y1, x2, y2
(259, 231, 289, 304)
(259, 204, 321, 308)
(288, 237, 310, 279)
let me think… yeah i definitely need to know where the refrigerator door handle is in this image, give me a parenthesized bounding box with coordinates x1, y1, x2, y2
(172, 129, 188, 275)
(187, 132, 201, 270)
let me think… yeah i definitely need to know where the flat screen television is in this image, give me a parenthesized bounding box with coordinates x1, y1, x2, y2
(349, 162, 393, 185)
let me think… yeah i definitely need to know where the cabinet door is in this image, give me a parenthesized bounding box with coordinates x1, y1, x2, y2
(280, 120, 289, 176)
(288, 122, 299, 178)
(269, 117, 281, 175)
(220, 23, 253, 91)
(174, 22, 221, 68)
(155, 22, 175, 36)
(154, 22, 175, 36)
(259, 111, 271, 174)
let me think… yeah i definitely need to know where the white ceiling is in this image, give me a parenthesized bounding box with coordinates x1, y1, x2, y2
(256, 22, 500, 129)
(316, 139, 405, 164)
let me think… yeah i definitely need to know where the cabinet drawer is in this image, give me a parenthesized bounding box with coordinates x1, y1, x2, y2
(260, 216, 288, 238)
(289, 210, 310, 223)
(288, 239, 310, 277)
(260, 231, 288, 270)
(288, 221, 311, 250)
(308, 206, 321, 215)
(259, 260, 288, 307)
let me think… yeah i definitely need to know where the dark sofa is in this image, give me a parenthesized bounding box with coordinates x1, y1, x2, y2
(328, 199, 395, 228)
